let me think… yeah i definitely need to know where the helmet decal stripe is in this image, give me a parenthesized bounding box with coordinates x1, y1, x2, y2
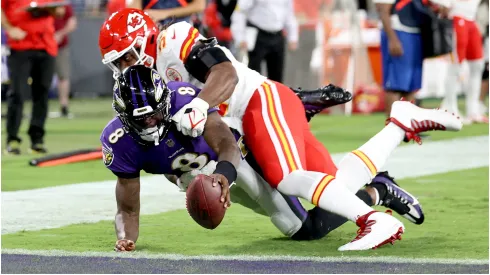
(129, 70, 139, 109)
(136, 71, 149, 107)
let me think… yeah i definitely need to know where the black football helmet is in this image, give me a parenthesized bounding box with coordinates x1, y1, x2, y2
(113, 65, 172, 146)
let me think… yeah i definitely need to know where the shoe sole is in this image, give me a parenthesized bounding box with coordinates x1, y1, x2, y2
(372, 226, 404, 249)
(338, 223, 405, 251)
(393, 101, 463, 132)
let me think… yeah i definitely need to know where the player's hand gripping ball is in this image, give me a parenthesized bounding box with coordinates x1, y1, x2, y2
(186, 174, 228, 229)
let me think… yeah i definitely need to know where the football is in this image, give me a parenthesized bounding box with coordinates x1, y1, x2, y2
(185, 174, 226, 229)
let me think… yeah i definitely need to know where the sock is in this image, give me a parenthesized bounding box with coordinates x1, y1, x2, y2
(277, 170, 374, 222)
(442, 61, 461, 114)
(333, 123, 404, 193)
(316, 178, 374, 221)
(466, 59, 485, 117)
(357, 123, 405, 170)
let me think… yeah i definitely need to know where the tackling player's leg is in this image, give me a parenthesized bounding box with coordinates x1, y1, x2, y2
(303, 127, 425, 225)
(234, 157, 379, 240)
(242, 80, 462, 250)
(242, 80, 387, 249)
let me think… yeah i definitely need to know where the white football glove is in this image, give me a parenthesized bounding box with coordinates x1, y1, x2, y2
(171, 98, 209, 137)
(177, 160, 218, 191)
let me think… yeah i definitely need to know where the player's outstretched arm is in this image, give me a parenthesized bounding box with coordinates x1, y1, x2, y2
(182, 37, 239, 108)
(202, 112, 240, 207)
(114, 177, 140, 252)
(197, 61, 238, 110)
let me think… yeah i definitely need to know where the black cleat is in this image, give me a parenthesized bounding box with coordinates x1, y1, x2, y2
(370, 171, 425, 225)
(294, 84, 353, 121)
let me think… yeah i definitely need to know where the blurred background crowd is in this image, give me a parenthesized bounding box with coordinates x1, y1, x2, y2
(1, 0, 489, 154)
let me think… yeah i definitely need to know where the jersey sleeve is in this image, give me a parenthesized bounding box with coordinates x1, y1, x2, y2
(163, 21, 206, 63)
(100, 119, 141, 179)
(167, 81, 218, 116)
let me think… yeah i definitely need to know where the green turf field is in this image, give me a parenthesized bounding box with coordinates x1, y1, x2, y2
(1, 98, 489, 259)
(2, 168, 488, 259)
(1, 97, 487, 191)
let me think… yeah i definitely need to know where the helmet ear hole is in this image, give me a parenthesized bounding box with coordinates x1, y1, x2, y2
(149, 34, 155, 44)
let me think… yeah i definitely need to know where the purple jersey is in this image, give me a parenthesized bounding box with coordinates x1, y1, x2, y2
(100, 81, 241, 178)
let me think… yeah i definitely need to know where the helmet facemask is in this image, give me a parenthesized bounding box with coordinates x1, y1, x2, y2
(99, 9, 159, 79)
(103, 36, 155, 79)
(118, 102, 171, 146)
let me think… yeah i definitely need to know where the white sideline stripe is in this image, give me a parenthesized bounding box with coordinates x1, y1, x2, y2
(2, 136, 488, 234)
(1, 249, 488, 265)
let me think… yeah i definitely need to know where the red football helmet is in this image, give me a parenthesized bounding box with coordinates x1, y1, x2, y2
(99, 8, 159, 77)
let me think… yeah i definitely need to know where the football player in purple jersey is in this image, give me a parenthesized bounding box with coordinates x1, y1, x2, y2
(102, 65, 425, 252)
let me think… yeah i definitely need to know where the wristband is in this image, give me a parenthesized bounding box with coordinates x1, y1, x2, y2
(213, 161, 237, 184)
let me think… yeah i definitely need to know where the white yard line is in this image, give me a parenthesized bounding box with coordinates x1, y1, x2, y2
(2, 136, 488, 234)
(1, 248, 488, 265)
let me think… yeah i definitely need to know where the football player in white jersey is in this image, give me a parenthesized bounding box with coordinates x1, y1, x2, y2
(99, 9, 462, 251)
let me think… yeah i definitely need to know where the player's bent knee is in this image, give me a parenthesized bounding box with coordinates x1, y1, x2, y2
(271, 212, 302, 237)
(277, 170, 324, 199)
(259, 187, 304, 236)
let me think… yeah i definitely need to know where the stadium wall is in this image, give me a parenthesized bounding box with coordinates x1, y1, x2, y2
(68, 17, 114, 98)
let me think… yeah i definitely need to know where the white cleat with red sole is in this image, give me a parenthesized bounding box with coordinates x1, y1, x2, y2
(387, 100, 463, 144)
(338, 211, 404, 251)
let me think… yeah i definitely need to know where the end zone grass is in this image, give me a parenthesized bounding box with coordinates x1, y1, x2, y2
(2, 168, 488, 259)
(1, 98, 488, 259)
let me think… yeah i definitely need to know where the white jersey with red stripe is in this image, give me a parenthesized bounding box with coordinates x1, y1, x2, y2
(450, 0, 481, 21)
(155, 21, 267, 119)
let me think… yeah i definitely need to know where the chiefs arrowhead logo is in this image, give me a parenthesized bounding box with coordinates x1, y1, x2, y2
(127, 13, 147, 34)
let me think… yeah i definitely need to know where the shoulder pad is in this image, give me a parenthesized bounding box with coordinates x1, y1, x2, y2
(184, 38, 230, 83)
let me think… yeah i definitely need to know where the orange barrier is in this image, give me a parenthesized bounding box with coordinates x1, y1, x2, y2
(29, 148, 102, 167)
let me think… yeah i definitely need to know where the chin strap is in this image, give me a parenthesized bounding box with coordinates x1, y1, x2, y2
(140, 126, 162, 146)
(150, 130, 160, 146)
